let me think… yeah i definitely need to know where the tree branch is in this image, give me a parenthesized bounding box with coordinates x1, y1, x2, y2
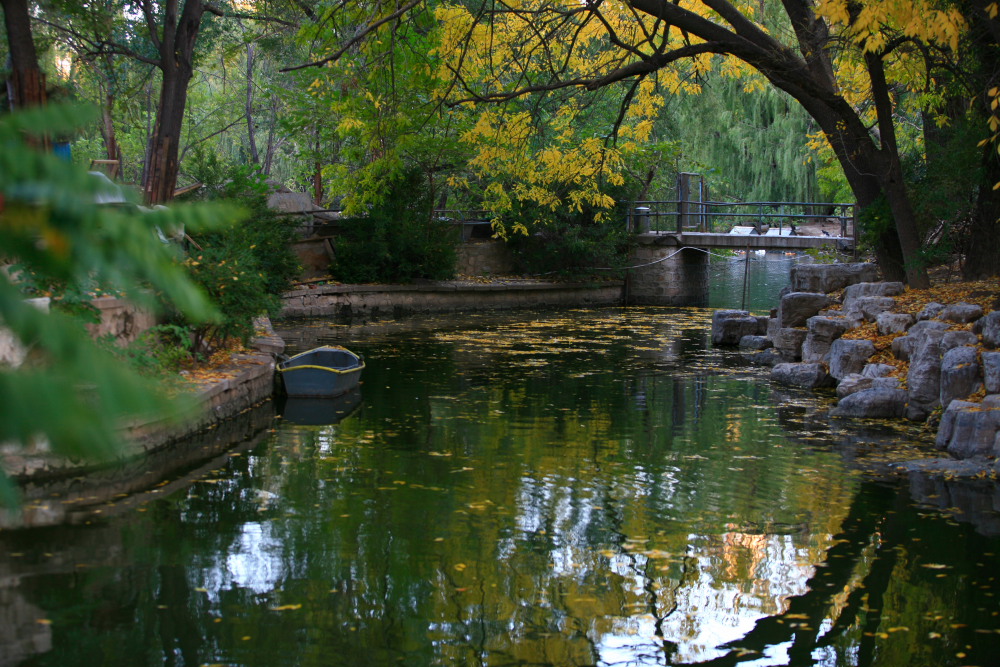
(280, 0, 422, 72)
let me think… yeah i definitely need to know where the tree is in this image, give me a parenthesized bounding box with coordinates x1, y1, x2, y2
(136, 0, 223, 203)
(283, 0, 473, 212)
(957, 0, 1000, 278)
(423, 0, 972, 286)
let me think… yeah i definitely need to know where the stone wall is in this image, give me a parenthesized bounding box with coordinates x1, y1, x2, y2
(85, 296, 157, 345)
(1, 353, 276, 485)
(626, 243, 710, 306)
(281, 281, 624, 318)
(455, 240, 516, 276)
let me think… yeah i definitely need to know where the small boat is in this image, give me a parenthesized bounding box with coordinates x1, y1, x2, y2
(278, 346, 364, 398)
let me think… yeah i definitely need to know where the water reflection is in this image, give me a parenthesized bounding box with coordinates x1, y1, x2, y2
(279, 388, 363, 426)
(709, 253, 798, 314)
(1, 308, 999, 667)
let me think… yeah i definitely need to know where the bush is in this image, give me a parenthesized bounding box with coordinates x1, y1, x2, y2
(103, 324, 194, 379)
(330, 170, 457, 283)
(502, 198, 631, 278)
(180, 154, 301, 350)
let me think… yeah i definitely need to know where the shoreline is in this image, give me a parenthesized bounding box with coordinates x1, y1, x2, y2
(714, 262, 1000, 481)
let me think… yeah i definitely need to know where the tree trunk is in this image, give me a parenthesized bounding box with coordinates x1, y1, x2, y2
(312, 127, 323, 205)
(100, 90, 120, 162)
(1, 0, 47, 112)
(263, 96, 279, 176)
(864, 51, 930, 288)
(144, 62, 193, 203)
(245, 43, 260, 165)
(141, 0, 210, 204)
(962, 0, 1000, 279)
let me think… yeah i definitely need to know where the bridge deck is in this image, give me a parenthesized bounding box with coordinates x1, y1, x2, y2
(636, 232, 852, 250)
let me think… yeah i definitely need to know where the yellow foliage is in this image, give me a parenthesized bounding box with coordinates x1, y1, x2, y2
(816, 0, 966, 53)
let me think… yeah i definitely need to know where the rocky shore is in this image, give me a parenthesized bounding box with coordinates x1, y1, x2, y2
(712, 262, 1000, 478)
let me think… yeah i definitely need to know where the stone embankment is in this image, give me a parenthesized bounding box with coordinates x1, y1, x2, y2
(1, 318, 284, 527)
(713, 263, 1000, 476)
(281, 279, 623, 318)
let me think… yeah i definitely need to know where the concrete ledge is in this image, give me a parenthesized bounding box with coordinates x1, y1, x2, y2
(281, 280, 625, 318)
(2, 353, 276, 484)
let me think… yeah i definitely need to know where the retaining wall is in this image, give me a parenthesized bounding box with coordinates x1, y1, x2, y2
(281, 280, 625, 318)
(626, 243, 710, 306)
(1, 353, 275, 485)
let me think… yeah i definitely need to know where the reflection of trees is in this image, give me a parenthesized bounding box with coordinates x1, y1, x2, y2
(5, 311, 999, 665)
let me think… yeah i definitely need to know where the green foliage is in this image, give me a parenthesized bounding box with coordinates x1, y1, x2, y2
(293, 2, 472, 212)
(330, 171, 457, 283)
(180, 153, 301, 349)
(503, 199, 632, 277)
(669, 76, 822, 203)
(0, 104, 238, 505)
(802, 245, 846, 264)
(102, 324, 194, 379)
(905, 117, 982, 267)
(857, 195, 895, 253)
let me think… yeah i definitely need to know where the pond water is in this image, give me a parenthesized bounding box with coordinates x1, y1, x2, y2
(708, 253, 800, 314)
(2, 273, 1000, 666)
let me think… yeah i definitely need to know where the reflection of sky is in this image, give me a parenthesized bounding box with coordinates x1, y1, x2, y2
(199, 521, 287, 601)
(510, 470, 817, 665)
(590, 534, 815, 664)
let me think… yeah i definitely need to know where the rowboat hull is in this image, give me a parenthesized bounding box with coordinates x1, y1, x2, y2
(278, 346, 364, 398)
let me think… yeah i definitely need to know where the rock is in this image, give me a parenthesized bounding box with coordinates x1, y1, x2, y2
(755, 316, 770, 336)
(771, 362, 835, 389)
(917, 302, 945, 321)
(862, 363, 895, 378)
(876, 312, 914, 336)
(906, 333, 945, 421)
(837, 374, 901, 399)
(801, 316, 852, 363)
(739, 335, 772, 350)
(941, 330, 980, 351)
(836, 373, 868, 398)
(935, 396, 1000, 459)
(891, 320, 950, 361)
(745, 348, 784, 367)
(940, 346, 983, 410)
(828, 338, 877, 380)
(772, 327, 808, 361)
(789, 263, 879, 294)
(939, 302, 983, 324)
(842, 281, 905, 301)
(983, 352, 1000, 394)
(831, 388, 909, 418)
(975, 311, 1000, 348)
(779, 292, 835, 327)
(712, 310, 761, 346)
(844, 296, 897, 322)
(766, 317, 781, 340)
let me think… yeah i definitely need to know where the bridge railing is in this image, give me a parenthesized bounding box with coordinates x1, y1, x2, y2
(628, 200, 856, 240)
